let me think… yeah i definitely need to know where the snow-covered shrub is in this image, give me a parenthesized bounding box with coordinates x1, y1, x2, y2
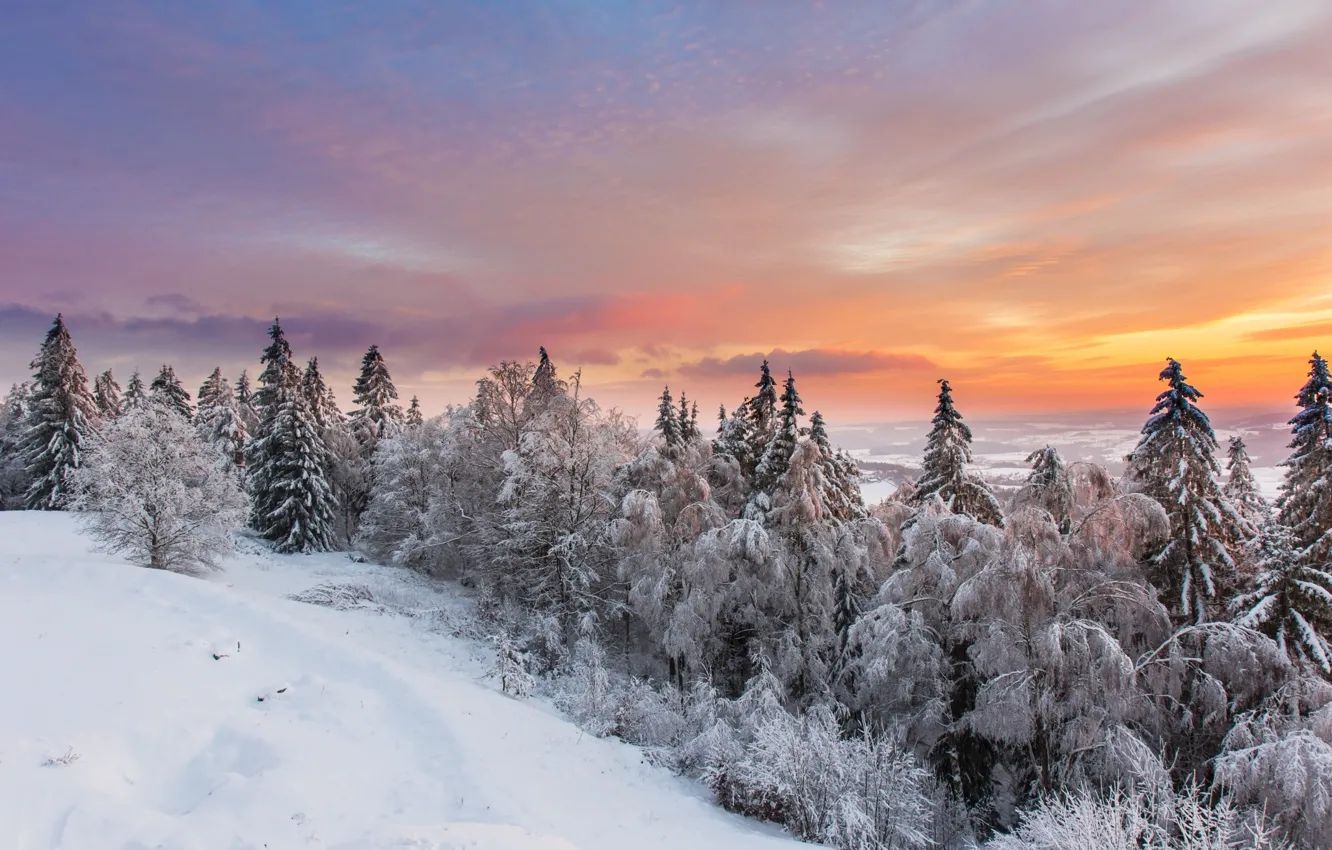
(70, 402, 245, 573)
(493, 634, 534, 698)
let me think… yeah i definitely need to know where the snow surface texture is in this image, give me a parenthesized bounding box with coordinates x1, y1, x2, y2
(0, 513, 802, 850)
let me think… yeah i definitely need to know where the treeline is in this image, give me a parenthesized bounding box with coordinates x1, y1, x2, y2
(2, 314, 1332, 849)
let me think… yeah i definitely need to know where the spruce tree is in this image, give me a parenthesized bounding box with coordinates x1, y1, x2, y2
(350, 344, 403, 446)
(93, 369, 123, 420)
(406, 395, 424, 427)
(20, 315, 99, 510)
(150, 364, 193, 420)
(912, 379, 1003, 527)
(302, 357, 343, 429)
(809, 410, 867, 522)
(123, 370, 147, 410)
(714, 401, 757, 481)
(196, 368, 246, 475)
(532, 346, 562, 399)
(1126, 358, 1246, 623)
(655, 386, 681, 449)
(1225, 435, 1268, 526)
(1022, 445, 1073, 530)
(196, 368, 226, 419)
(235, 369, 259, 433)
(677, 392, 696, 443)
(747, 359, 779, 437)
(754, 370, 804, 494)
(1278, 353, 1332, 571)
(255, 319, 298, 419)
(0, 382, 32, 508)
(246, 380, 338, 553)
(1234, 518, 1332, 672)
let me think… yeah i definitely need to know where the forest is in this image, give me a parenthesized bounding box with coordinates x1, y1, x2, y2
(3, 313, 1331, 850)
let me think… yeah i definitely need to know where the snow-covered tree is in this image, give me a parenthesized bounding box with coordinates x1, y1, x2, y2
(356, 417, 452, 570)
(1233, 519, 1332, 672)
(20, 315, 99, 510)
(122, 370, 147, 411)
(195, 368, 246, 476)
(302, 357, 343, 429)
(1126, 359, 1248, 624)
(70, 403, 245, 573)
(350, 344, 403, 446)
(246, 380, 338, 554)
(808, 410, 867, 523)
(405, 395, 423, 427)
(912, 379, 1003, 527)
(678, 392, 700, 443)
(0, 382, 32, 508)
(1224, 436, 1267, 526)
(1278, 352, 1332, 578)
(714, 402, 757, 485)
(655, 385, 682, 449)
(247, 318, 338, 553)
(234, 369, 259, 433)
(753, 370, 803, 497)
(532, 345, 563, 401)
(150, 364, 193, 420)
(493, 634, 534, 698)
(92, 369, 122, 420)
(1017, 445, 1073, 531)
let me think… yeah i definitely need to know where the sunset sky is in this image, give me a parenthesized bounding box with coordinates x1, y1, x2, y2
(2, 1, 1331, 423)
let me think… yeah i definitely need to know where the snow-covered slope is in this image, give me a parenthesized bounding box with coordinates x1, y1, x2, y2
(0, 513, 800, 850)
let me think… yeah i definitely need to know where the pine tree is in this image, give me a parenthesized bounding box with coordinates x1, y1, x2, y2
(302, 357, 343, 429)
(0, 382, 32, 508)
(196, 368, 246, 475)
(93, 369, 123, 420)
(123, 370, 147, 410)
(1021, 445, 1073, 530)
(246, 380, 338, 553)
(20, 315, 99, 510)
(235, 369, 259, 433)
(714, 401, 757, 481)
(912, 379, 1003, 527)
(1234, 519, 1332, 672)
(676, 392, 700, 443)
(350, 344, 403, 446)
(150, 364, 193, 420)
(406, 395, 424, 427)
(688, 401, 699, 441)
(1126, 358, 1246, 623)
(809, 410, 867, 522)
(655, 386, 682, 449)
(754, 371, 804, 495)
(1278, 353, 1332, 572)
(747, 359, 779, 437)
(1225, 435, 1268, 526)
(532, 346, 561, 400)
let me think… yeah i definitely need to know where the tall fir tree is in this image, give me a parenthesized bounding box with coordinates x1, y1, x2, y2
(532, 346, 562, 400)
(246, 379, 338, 553)
(1278, 352, 1332, 571)
(20, 315, 99, 510)
(350, 344, 403, 446)
(196, 368, 226, 418)
(255, 318, 299, 420)
(150, 364, 193, 420)
(747, 359, 779, 437)
(655, 386, 682, 449)
(808, 410, 867, 522)
(0, 382, 32, 508)
(1022, 445, 1073, 530)
(912, 379, 1003, 527)
(1126, 359, 1247, 623)
(1234, 518, 1332, 672)
(406, 395, 424, 427)
(714, 401, 757, 481)
(123, 370, 147, 410)
(196, 368, 246, 475)
(1225, 435, 1268, 526)
(93, 369, 123, 420)
(235, 369, 259, 433)
(302, 357, 343, 429)
(754, 370, 804, 495)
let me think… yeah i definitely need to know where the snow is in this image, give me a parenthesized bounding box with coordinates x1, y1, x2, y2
(0, 512, 802, 850)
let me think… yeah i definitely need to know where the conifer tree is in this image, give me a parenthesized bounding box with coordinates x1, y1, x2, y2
(1234, 519, 1332, 672)
(747, 359, 779, 437)
(235, 369, 259, 433)
(123, 370, 147, 410)
(196, 368, 246, 475)
(350, 344, 403, 446)
(406, 395, 424, 427)
(93, 369, 123, 420)
(714, 401, 757, 481)
(255, 319, 298, 419)
(1278, 352, 1332, 571)
(1021, 445, 1073, 530)
(246, 380, 338, 553)
(655, 386, 682, 449)
(0, 382, 32, 508)
(1225, 435, 1268, 526)
(912, 379, 1003, 527)
(1126, 358, 1246, 623)
(809, 410, 867, 522)
(150, 364, 193, 420)
(688, 400, 699, 441)
(677, 392, 695, 442)
(754, 370, 804, 494)
(532, 346, 561, 400)
(302, 357, 343, 429)
(20, 315, 99, 510)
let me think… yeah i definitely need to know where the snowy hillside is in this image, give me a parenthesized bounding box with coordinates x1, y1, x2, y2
(0, 512, 802, 850)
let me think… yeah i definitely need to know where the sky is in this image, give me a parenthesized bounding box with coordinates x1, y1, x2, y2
(2, 0, 1331, 424)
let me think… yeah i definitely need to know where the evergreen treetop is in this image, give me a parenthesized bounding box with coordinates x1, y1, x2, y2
(655, 385, 681, 448)
(912, 379, 1003, 527)
(256, 318, 297, 417)
(20, 314, 99, 510)
(150, 364, 194, 420)
(302, 357, 343, 429)
(351, 344, 403, 443)
(406, 395, 424, 427)
(93, 369, 123, 420)
(123, 370, 147, 410)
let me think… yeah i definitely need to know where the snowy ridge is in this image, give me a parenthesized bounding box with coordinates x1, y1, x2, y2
(0, 512, 801, 850)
